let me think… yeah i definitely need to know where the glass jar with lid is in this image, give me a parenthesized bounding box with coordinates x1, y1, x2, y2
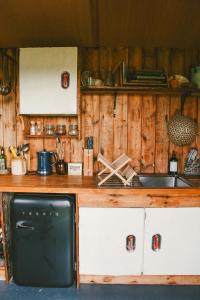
(68, 125, 78, 136)
(44, 124, 55, 135)
(56, 124, 66, 135)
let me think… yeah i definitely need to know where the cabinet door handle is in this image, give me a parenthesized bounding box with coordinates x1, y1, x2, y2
(61, 71, 70, 89)
(126, 235, 136, 252)
(152, 234, 162, 251)
(16, 221, 34, 230)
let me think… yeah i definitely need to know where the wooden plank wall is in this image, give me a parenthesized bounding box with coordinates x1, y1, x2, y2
(0, 47, 200, 173)
(80, 48, 200, 174)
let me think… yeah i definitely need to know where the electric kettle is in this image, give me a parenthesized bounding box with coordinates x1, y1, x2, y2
(37, 150, 56, 176)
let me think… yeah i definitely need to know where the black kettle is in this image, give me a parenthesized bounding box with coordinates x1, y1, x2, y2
(37, 150, 56, 176)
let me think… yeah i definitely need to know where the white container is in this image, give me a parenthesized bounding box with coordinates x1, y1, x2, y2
(11, 158, 27, 175)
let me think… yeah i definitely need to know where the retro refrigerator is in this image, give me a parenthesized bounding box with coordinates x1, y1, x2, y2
(11, 193, 75, 287)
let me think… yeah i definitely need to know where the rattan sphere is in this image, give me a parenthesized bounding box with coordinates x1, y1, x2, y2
(167, 114, 198, 146)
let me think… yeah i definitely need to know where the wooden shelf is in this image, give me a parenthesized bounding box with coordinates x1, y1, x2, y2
(81, 86, 200, 96)
(26, 135, 79, 139)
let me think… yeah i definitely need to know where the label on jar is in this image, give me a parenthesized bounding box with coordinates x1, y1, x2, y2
(170, 161, 178, 172)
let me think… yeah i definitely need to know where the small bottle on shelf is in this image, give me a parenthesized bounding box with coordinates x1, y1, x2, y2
(168, 151, 178, 175)
(30, 121, 36, 135)
(0, 147, 6, 171)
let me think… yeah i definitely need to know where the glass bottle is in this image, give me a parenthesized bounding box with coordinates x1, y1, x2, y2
(0, 147, 6, 171)
(169, 151, 178, 175)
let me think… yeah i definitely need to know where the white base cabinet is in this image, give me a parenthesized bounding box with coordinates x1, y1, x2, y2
(144, 208, 200, 275)
(79, 208, 145, 275)
(79, 207, 200, 276)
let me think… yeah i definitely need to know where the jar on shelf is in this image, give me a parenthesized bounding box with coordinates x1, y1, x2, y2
(56, 124, 66, 135)
(36, 121, 42, 135)
(30, 121, 36, 135)
(44, 124, 55, 135)
(68, 125, 78, 136)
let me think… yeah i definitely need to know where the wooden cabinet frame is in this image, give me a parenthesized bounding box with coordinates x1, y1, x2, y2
(77, 192, 200, 285)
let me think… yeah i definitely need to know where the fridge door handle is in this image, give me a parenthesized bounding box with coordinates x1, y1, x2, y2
(16, 221, 35, 230)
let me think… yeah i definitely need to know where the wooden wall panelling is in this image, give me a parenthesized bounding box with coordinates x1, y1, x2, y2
(70, 116, 83, 163)
(15, 48, 32, 170)
(0, 95, 3, 147)
(182, 96, 198, 172)
(157, 48, 171, 74)
(141, 95, 156, 173)
(92, 95, 100, 171)
(2, 91, 16, 170)
(82, 94, 94, 138)
(127, 95, 142, 171)
(99, 47, 112, 81)
(0, 54, 3, 147)
(81, 94, 100, 171)
(197, 97, 200, 151)
(142, 48, 158, 70)
(113, 94, 128, 160)
(155, 96, 170, 173)
(80, 48, 100, 77)
(29, 117, 44, 171)
(43, 117, 57, 172)
(60, 117, 71, 163)
(43, 117, 57, 152)
(99, 95, 114, 161)
(184, 49, 198, 78)
(128, 48, 142, 71)
(170, 49, 185, 75)
(111, 48, 128, 85)
(2, 50, 17, 154)
(169, 96, 183, 174)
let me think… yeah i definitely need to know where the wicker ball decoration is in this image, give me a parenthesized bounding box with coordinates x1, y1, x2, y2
(167, 114, 198, 146)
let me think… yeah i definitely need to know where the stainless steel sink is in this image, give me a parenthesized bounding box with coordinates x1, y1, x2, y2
(138, 175, 193, 188)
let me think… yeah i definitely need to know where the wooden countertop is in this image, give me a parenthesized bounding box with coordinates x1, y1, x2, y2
(0, 174, 200, 195)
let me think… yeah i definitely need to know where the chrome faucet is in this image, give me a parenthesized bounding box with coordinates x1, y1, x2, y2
(140, 159, 155, 172)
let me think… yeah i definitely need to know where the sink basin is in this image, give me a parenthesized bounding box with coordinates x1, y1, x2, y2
(138, 175, 193, 188)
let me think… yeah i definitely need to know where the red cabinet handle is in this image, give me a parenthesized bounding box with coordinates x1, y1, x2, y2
(61, 71, 70, 89)
(126, 235, 136, 252)
(152, 234, 162, 251)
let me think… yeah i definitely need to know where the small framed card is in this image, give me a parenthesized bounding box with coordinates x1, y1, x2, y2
(68, 163, 82, 175)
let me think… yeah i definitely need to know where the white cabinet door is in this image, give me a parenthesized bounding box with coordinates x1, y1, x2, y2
(143, 208, 200, 275)
(19, 47, 77, 115)
(79, 208, 145, 275)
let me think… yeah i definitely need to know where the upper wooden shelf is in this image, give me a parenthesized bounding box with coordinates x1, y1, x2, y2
(81, 86, 200, 96)
(26, 134, 79, 139)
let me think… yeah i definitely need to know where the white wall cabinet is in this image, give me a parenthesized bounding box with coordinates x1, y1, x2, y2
(19, 47, 77, 115)
(79, 207, 200, 276)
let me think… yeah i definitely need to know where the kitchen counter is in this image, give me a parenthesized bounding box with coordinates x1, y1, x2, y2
(0, 174, 200, 207)
(0, 173, 199, 192)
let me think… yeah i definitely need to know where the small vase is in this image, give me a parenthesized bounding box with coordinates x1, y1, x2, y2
(56, 160, 65, 175)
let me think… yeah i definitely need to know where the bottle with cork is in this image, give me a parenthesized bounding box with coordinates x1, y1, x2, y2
(168, 151, 178, 175)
